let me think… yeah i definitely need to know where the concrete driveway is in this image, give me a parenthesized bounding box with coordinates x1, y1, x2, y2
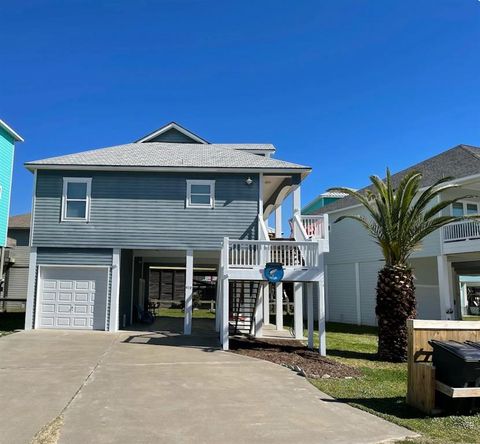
(0, 325, 417, 444)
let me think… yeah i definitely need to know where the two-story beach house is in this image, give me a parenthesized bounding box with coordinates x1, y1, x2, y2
(24, 123, 329, 353)
(314, 145, 480, 326)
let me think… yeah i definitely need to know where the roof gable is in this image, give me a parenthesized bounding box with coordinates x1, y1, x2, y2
(135, 122, 208, 144)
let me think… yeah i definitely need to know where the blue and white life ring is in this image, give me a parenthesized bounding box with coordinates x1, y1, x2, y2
(263, 262, 284, 283)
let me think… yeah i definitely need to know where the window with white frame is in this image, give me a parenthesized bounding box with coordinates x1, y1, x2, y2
(62, 178, 92, 221)
(451, 201, 479, 217)
(186, 180, 215, 208)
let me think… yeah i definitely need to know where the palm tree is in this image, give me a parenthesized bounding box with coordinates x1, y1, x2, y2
(329, 169, 475, 362)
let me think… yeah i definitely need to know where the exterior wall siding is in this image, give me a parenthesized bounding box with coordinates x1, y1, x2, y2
(36, 247, 113, 266)
(148, 128, 200, 143)
(326, 263, 358, 324)
(32, 171, 259, 250)
(0, 127, 15, 247)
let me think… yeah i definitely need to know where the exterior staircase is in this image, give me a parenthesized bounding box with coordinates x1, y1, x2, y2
(229, 280, 261, 335)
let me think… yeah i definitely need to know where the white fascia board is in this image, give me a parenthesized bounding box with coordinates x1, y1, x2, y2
(25, 164, 311, 176)
(0, 119, 24, 142)
(135, 122, 208, 144)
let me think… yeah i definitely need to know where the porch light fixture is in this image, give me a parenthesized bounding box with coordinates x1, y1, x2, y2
(245, 177, 253, 185)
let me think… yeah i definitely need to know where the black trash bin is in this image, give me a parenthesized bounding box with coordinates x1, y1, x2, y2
(429, 340, 480, 388)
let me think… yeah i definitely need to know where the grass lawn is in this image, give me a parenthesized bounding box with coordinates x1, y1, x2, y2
(310, 322, 480, 443)
(0, 312, 25, 337)
(157, 308, 215, 319)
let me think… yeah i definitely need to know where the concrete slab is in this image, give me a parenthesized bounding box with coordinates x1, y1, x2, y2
(0, 328, 417, 444)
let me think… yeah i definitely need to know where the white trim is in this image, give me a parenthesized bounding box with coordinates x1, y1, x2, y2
(109, 249, 121, 332)
(275, 205, 282, 238)
(258, 173, 264, 217)
(186, 179, 215, 209)
(0, 119, 24, 142)
(26, 164, 311, 175)
(24, 247, 37, 330)
(28, 170, 37, 247)
(135, 122, 208, 144)
(61, 177, 92, 222)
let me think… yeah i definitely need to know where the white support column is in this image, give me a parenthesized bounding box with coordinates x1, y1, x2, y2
(254, 283, 264, 337)
(437, 255, 453, 320)
(293, 185, 301, 216)
(24, 247, 37, 330)
(109, 248, 121, 332)
(307, 282, 314, 349)
(222, 275, 229, 350)
(293, 282, 303, 339)
(263, 282, 270, 325)
(355, 262, 361, 325)
(184, 249, 194, 335)
(275, 205, 282, 238)
(215, 266, 221, 333)
(275, 282, 283, 330)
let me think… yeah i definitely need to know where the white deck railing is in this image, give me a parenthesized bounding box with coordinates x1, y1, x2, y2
(301, 215, 327, 239)
(227, 239, 320, 268)
(443, 220, 480, 243)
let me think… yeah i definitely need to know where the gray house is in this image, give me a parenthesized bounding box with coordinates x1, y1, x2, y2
(2, 213, 30, 311)
(24, 122, 329, 353)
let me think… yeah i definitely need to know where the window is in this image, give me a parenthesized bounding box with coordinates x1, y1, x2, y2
(451, 201, 479, 217)
(62, 178, 92, 221)
(186, 180, 215, 208)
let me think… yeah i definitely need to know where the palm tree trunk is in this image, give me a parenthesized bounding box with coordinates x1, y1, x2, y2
(376, 265, 416, 362)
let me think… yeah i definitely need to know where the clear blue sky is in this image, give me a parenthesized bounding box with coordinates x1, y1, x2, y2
(1, 0, 480, 217)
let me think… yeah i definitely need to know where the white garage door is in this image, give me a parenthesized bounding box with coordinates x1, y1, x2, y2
(37, 267, 109, 330)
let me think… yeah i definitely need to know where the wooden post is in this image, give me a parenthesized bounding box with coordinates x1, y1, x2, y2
(263, 283, 270, 325)
(184, 249, 193, 335)
(294, 282, 303, 339)
(275, 282, 283, 330)
(254, 283, 264, 337)
(307, 282, 314, 349)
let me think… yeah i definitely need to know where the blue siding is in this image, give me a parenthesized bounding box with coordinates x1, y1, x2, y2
(37, 247, 113, 265)
(0, 127, 15, 247)
(32, 171, 259, 250)
(147, 128, 200, 143)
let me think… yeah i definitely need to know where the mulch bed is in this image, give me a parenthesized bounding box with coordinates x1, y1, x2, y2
(229, 337, 361, 379)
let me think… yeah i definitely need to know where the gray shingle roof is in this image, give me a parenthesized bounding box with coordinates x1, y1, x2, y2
(315, 144, 480, 214)
(26, 143, 308, 171)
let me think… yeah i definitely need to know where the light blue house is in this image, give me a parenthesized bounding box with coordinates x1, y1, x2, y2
(24, 122, 329, 353)
(302, 191, 347, 215)
(0, 119, 23, 247)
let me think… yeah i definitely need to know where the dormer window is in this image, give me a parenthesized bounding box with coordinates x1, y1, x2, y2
(186, 180, 215, 209)
(62, 177, 92, 221)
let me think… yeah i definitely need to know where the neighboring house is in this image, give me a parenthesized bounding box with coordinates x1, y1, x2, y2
(0, 119, 24, 303)
(314, 144, 480, 326)
(302, 191, 347, 215)
(2, 213, 31, 311)
(24, 122, 329, 353)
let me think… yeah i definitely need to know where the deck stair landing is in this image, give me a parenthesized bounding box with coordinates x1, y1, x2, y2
(229, 280, 260, 335)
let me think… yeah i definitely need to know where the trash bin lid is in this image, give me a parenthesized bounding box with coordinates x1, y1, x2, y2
(429, 340, 480, 362)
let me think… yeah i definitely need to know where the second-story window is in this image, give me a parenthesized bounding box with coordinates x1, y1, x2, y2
(186, 180, 215, 209)
(62, 177, 92, 221)
(452, 201, 478, 217)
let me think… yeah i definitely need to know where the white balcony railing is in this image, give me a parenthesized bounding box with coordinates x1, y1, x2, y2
(227, 239, 320, 269)
(301, 215, 327, 239)
(443, 220, 480, 242)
